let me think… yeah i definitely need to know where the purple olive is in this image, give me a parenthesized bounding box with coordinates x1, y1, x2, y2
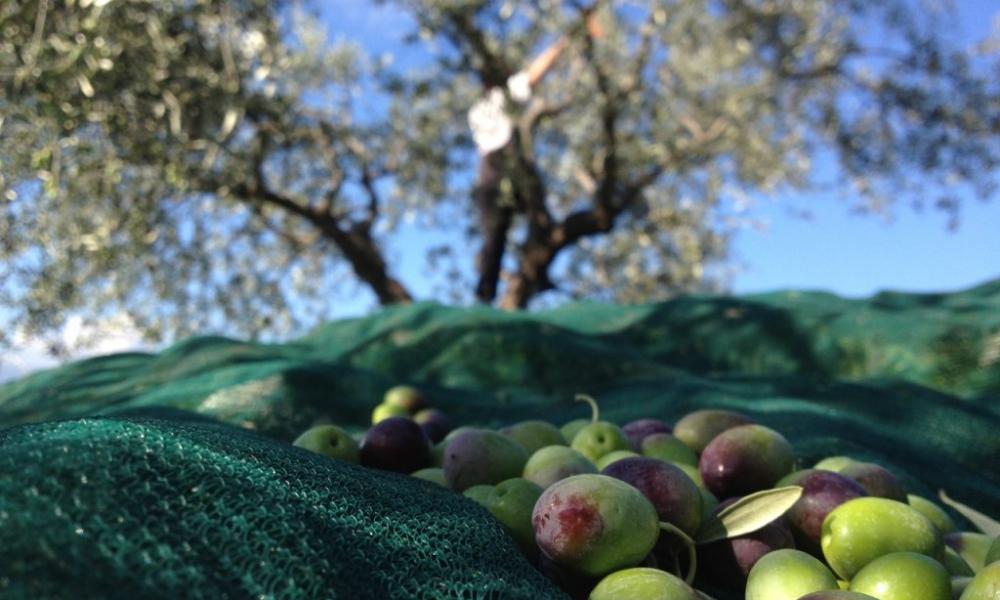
(359, 416, 432, 474)
(699, 424, 795, 499)
(601, 456, 702, 537)
(413, 408, 452, 443)
(621, 418, 672, 451)
(443, 429, 529, 491)
(699, 496, 796, 587)
(838, 462, 907, 502)
(778, 469, 867, 557)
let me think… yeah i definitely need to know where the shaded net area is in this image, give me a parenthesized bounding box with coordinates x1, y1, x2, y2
(1, 280, 998, 598)
(0, 416, 564, 599)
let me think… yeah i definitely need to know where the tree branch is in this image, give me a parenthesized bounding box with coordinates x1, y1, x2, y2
(227, 133, 412, 305)
(343, 134, 381, 232)
(237, 140, 321, 223)
(441, 8, 514, 88)
(313, 121, 346, 216)
(498, 13, 626, 310)
(586, 27, 620, 231)
(518, 96, 574, 153)
(358, 164, 380, 232)
(624, 8, 659, 95)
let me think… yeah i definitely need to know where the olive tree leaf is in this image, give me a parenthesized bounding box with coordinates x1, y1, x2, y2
(696, 485, 803, 544)
(938, 490, 1000, 538)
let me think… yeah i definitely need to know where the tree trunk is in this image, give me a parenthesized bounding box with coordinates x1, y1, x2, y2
(498, 242, 556, 309)
(497, 204, 623, 310)
(473, 149, 514, 303)
(326, 223, 414, 306)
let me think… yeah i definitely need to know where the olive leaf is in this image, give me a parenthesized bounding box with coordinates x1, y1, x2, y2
(938, 490, 1000, 538)
(695, 485, 803, 544)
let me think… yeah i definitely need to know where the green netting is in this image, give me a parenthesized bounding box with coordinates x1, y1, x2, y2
(0, 416, 562, 599)
(1, 281, 998, 598)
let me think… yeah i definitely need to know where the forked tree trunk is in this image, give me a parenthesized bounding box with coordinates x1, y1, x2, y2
(498, 242, 557, 309)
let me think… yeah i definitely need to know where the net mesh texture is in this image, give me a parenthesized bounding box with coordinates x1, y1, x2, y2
(1, 280, 998, 599)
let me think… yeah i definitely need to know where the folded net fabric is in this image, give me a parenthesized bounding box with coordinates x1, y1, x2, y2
(2, 281, 997, 598)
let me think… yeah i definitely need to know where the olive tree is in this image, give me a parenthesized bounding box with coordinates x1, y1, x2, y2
(0, 0, 996, 352)
(1, 0, 425, 350)
(394, 0, 998, 307)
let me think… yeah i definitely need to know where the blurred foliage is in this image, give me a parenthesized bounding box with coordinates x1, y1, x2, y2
(0, 0, 997, 351)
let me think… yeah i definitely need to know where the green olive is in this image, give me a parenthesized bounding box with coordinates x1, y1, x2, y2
(849, 552, 951, 600)
(821, 497, 944, 580)
(745, 549, 839, 600)
(589, 567, 698, 600)
(959, 561, 1000, 600)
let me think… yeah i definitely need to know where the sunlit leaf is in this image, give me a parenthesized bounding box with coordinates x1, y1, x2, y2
(696, 486, 804, 544)
(938, 490, 1000, 538)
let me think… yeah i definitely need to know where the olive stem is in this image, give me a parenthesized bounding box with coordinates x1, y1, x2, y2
(574, 393, 599, 424)
(659, 521, 697, 585)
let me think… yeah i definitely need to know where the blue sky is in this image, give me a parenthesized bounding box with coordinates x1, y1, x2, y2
(329, 0, 1000, 301)
(729, 0, 1000, 297)
(730, 183, 999, 297)
(1, 1, 998, 382)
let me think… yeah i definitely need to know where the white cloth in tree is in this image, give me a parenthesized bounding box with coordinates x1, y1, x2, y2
(468, 71, 532, 155)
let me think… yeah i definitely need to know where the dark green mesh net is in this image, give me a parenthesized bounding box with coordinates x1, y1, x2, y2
(0, 416, 565, 599)
(1, 281, 998, 598)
